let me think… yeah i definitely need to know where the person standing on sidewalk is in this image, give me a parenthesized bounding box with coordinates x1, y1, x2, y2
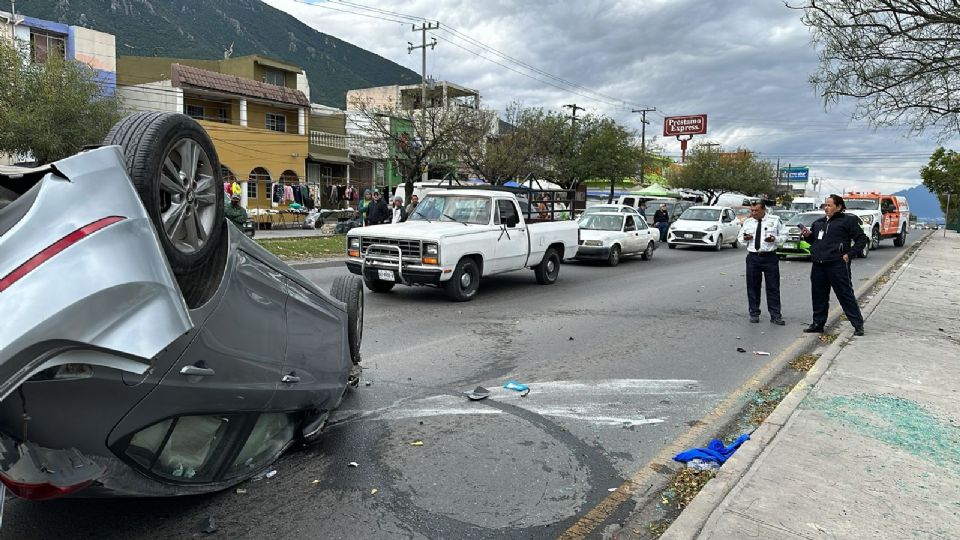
(738, 200, 786, 325)
(653, 203, 670, 242)
(801, 194, 869, 336)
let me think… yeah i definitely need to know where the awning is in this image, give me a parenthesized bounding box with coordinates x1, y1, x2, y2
(308, 152, 353, 165)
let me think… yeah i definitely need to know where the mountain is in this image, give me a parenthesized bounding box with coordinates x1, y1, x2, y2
(20, 0, 420, 108)
(894, 185, 944, 221)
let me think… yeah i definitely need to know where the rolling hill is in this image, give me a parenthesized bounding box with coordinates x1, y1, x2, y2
(19, 0, 420, 108)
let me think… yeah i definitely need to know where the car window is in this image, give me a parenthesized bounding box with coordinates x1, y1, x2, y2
(229, 413, 296, 478)
(637, 215, 649, 229)
(622, 197, 636, 207)
(143, 415, 233, 482)
(680, 208, 721, 221)
(624, 216, 636, 231)
(495, 199, 519, 225)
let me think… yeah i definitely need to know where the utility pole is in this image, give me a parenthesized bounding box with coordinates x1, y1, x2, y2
(562, 103, 584, 128)
(632, 107, 656, 187)
(408, 22, 439, 182)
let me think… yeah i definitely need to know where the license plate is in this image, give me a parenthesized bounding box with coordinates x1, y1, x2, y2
(683, 233, 692, 239)
(378, 269, 395, 281)
(784, 242, 796, 249)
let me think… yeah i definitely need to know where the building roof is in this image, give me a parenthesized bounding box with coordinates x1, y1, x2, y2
(171, 63, 309, 107)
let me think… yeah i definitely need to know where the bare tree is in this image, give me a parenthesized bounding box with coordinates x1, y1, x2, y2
(793, 0, 960, 138)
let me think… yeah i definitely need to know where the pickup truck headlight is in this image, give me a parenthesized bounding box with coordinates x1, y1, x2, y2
(705, 225, 718, 231)
(422, 242, 439, 265)
(583, 240, 603, 246)
(861, 215, 874, 225)
(347, 237, 361, 258)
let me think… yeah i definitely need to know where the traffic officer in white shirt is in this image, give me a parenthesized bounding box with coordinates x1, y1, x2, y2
(738, 200, 787, 325)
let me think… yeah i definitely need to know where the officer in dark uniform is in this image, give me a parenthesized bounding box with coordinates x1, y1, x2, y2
(801, 194, 869, 336)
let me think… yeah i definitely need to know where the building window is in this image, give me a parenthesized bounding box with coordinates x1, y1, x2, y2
(263, 69, 285, 87)
(185, 104, 204, 120)
(30, 30, 66, 64)
(247, 181, 257, 199)
(217, 107, 230, 123)
(265, 113, 286, 133)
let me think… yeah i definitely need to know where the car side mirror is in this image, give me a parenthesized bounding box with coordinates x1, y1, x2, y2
(506, 214, 520, 228)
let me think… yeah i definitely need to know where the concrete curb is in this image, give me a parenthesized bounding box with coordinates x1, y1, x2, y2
(289, 257, 348, 270)
(659, 231, 932, 540)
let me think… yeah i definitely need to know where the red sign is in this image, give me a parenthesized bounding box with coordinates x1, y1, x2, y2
(663, 114, 707, 137)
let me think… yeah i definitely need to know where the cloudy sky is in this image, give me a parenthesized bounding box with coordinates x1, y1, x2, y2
(264, 0, 944, 194)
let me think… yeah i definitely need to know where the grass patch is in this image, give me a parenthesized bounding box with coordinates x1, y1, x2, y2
(647, 521, 671, 536)
(660, 468, 717, 511)
(789, 354, 819, 372)
(256, 235, 345, 260)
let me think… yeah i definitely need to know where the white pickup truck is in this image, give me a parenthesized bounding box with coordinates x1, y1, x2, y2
(344, 189, 580, 301)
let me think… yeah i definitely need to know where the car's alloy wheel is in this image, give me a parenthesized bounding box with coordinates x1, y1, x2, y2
(641, 242, 654, 261)
(607, 245, 621, 266)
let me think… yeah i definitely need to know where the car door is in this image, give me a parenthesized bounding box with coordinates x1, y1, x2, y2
(623, 215, 641, 253)
(492, 199, 528, 272)
(881, 197, 898, 234)
(722, 209, 739, 239)
(635, 212, 656, 247)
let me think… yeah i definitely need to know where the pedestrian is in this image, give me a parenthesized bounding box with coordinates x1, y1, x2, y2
(738, 201, 786, 325)
(653, 203, 670, 242)
(405, 194, 419, 217)
(391, 196, 408, 223)
(801, 194, 869, 336)
(225, 195, 247, 228)
(638, 200, 648, 221)
(366, 191, 390, 225)
(537, 193, 553, 220)
(358, 190, 372, 225)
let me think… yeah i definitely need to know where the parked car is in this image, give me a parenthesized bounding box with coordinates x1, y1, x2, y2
(579, 203, 646, 223)
(574, 212, 658, 266)
(844, 192, 910, 248)
(777, 211, 870, 259)
(667, 206, 742, 250)
(641, 199, 694, 225)
(771, 209, 798, 222)
(0, 113, 363, 500)
(345, 189, 580, 301)
(732, 206, 752, 224)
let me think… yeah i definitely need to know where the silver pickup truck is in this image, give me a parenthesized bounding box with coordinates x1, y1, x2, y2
(345, 188, 580, 301)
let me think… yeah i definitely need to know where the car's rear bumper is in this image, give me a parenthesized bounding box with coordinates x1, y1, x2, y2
(574, 246, 611, 260)
(346, 260, 443, 286)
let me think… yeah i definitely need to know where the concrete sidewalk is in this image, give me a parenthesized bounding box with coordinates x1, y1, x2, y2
(664, 232, 960, 539)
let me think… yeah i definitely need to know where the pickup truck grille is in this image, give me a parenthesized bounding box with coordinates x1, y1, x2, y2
(361, 237, 422, 259)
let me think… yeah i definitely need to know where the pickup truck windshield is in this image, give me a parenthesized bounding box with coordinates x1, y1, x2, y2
(679, 208, 721, 221)
(579, 214, 624, 231)
(845, 199, 879, 210)
(408, 195, 492, 225)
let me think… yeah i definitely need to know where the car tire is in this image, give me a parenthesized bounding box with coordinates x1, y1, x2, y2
(331, 275, 364, 364)
(730, 237, 739, 248)
(667, 243, 677, 249)
(445, 257, 481, 301)
(364, 277, 395, 293)
(535, 248, 561, 285)
(714, 235, 723, 251)
(103, 112, 224, 275)
(872, 227, 881, 249)
(894, 227, 906, 247)
(641, 242, 654, 261)
(607, 245, 621, 266)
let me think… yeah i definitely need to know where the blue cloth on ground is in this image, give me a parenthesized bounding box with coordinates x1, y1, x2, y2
(673, 434, 750, 464)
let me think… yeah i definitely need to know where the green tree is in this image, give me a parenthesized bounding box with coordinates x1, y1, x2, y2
(920, 147, 960, 225)
(794, 0, 960, 138)
(668, 146, 775, 205)
(571, 117, 642, 202)
(0, 39, 122, 164)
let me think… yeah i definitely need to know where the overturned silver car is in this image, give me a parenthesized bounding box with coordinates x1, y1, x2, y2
(0, 113, 363, 499)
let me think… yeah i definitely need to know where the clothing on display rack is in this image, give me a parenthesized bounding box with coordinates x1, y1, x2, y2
(272, 184, 284, 203)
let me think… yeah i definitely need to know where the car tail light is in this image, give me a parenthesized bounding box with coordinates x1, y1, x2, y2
(0, 474, 96, 501)
(0, 216, 125, 293)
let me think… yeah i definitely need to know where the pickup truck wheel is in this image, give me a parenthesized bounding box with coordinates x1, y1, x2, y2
(445, 258, 480, 301)
(535, 248, 561, 284)
(872, 227, 881, 249)
(713, 235, 723, 251)
(894, 227, 906, 247)
(641, 242, 654, 261)
(364, 277, 395, 293)
(331, 275, 364, 364)
(103, 112, 224, 275)
(607, 245, 621, 266)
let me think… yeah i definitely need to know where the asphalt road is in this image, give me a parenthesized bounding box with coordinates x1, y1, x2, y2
(0, 235, 917, 539)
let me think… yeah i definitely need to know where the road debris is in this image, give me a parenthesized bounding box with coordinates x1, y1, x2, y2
(752, 351, 770, 356)
(348, 462, 359, 468)
(686, 458, 719, 471)
(365, 380, 372, 386)
(312, 479, 320, 485)
(410, 440, 424, 447)
(235, 488, 247, 494)
(607, 487, 618, 492)
(265, 470, 277, 479)
(503, 380, 531, 397)
(200, 516, 218, 534)
(371, 488, 378, 495)
(466, 386, 491, 401)
(674, 434, 750, 465)
(568, 336, 575, 340)
(736, 347, 746, 353)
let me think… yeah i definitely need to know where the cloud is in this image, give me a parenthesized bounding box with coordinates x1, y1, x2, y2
(264, 0, 942, 193)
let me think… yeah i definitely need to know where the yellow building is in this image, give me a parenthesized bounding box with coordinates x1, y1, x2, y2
(116, 55, 310, 222)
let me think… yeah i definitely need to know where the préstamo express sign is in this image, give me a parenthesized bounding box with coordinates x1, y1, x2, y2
(663, 114, 708, 136)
